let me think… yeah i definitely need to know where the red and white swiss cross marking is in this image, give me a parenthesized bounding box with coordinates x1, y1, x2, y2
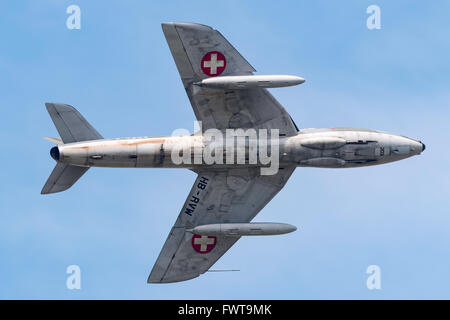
(191, 234, 217, 254)
(201, 51, 226, 77)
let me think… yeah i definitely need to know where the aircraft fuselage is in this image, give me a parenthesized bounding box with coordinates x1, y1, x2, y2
(51, 128, 424, 170)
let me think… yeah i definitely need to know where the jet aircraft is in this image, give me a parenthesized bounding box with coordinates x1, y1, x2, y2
(42, 22, 425, 283)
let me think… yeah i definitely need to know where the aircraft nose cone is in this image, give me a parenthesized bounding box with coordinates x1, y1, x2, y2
(408, 140, 424, 155)
(420, 141, 426, 152)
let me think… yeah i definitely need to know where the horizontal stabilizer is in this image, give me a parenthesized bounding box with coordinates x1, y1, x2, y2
(45, 103, 103, 143)
(41, 163, 89, 194)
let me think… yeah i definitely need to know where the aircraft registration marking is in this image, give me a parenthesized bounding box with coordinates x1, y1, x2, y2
(184, 176, 209, 216)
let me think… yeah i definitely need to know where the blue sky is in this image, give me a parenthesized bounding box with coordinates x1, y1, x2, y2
(1, 0, 449, 299)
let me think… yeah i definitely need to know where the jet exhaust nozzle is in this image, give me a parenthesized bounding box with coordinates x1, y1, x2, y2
(50, 146, 60, 161)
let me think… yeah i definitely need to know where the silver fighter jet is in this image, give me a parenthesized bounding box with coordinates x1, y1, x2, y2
(42, 22, 425, 283)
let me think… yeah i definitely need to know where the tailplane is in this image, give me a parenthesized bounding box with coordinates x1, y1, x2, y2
(41, 163, 89, 194)
(45, 103, 103, 143)
(41, 103, 102, 194)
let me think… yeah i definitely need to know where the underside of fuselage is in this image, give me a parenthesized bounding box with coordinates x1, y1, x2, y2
(53, 127, 424, 170)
